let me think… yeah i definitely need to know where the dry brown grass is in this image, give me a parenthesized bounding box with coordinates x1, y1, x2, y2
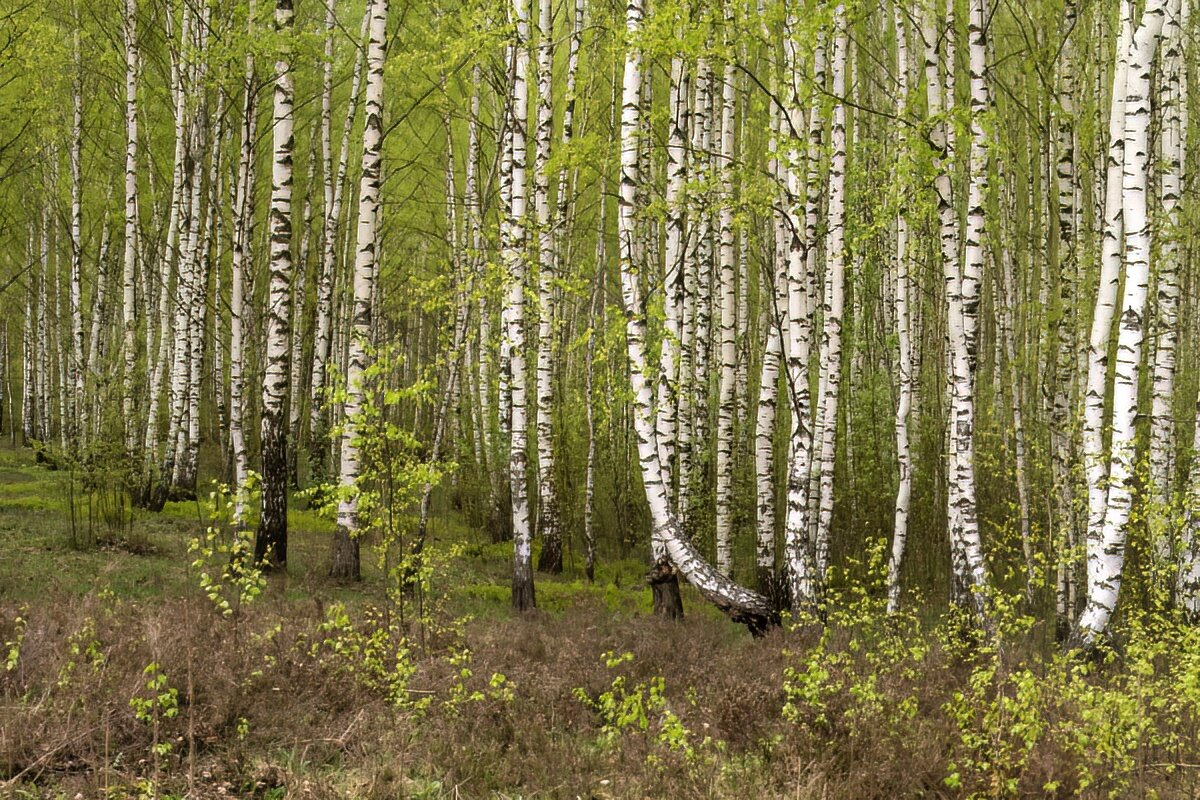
(6, 585, 1200, 799)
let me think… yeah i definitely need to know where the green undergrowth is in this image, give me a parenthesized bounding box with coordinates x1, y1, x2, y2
(0, 447, 672, 621)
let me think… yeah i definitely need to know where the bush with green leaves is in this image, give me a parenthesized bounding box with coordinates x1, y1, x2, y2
(575, 650, 692, 759)
(188, 473, 265, 621)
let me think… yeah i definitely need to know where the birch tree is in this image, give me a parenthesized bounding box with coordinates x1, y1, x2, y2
(332, 0, 387, 581)
(1076, 0, 1167, 646)
(256, 0, 296, 568)
(507, 0, 535, 611)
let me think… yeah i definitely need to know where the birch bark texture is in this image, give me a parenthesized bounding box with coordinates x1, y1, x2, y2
(332, 0, 388, 582)
(256, 0, 296, 568)
(1076, 0, 1167, 646)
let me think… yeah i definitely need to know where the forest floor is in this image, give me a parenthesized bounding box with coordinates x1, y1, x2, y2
(3, 446, 1200, 799)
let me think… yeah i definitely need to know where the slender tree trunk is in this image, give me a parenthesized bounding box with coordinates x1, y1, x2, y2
(121, 0, 142, 455)
(331, 0, 387, 582)
(312, 6, 370, 489)
(69, 25, 84, 446)
(532, 0, 562, 574)
(1083, 0, 1134, 594)
(1149, 0, 1184, 519)
(887, 0, 913, 613)
(1076, 0, 1167, 646)
(715, 60, 737, 578)
(256, 0, 296, 569)
(230, 12, 257, 522)
(658, 54, 688, 512)
(812, 7, 849, 591)
(506, 0, 535, 611)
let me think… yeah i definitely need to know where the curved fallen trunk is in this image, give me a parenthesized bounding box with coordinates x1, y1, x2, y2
(614, 0, 776, 636)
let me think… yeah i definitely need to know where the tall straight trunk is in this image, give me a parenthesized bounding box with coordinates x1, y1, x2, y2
(69, 25, 84, 445)
(1051, 1, 1080, 619)
(86, 218, 111, 390)
(1149, 0, 1185, 513)
(507, 0, 535, 611)
(1083, 0, 1134, 591)
(715, 61, 737, 578)
(684, 57, 713, 524)
(532, 0, 562, 574)
(782, 14, 823, 613)
(497, 80, 514, 450)
(287, 143, 317, 487)
(887, 0, 913, 613)
(121, 0, 140, 451)
(142, 2, 190, 501)
(257, 0, 296, 569)
(22, 276, 33, 445)
(657, 54, 688, 511)
(615, 0, 775, 631)
(584, 176, 608, 584)
(942, 0, 991, 619)
(168, 110, 206, 493)
(754, 202, 785, 595)
(312, 6, 370, 486)
(230, 3, 257, 521)
(800, 28, 829, 552)
(1076, 0, 1167, 646)
(996, 188, 1034, 599)
(812, 7, 849, 589)
(331, 0, 387, 582)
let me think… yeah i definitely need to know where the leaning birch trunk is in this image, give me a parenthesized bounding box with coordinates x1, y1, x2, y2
(887, 0, 912, 613)
(256, 0, 296, 569)
(532, 0, 562, 574)
(331, 0, 387, 582)
(715, 60, 737, 578)
(1075, 0, 1167, 646)
(812, 6, 849, 590)
(506, 0, 535, 611)
(121, 0, 139, 453)
(1083, 0, 1133, 592)
(615, 0, 775, 633)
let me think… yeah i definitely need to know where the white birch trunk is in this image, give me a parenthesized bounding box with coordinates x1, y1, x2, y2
(615, 0, 774, 632)
(506, 0, 535, 610)
(532, 0, 562, 573)
(715, 61, 737, 578)
(1083, 0, 1134, 591)
(812, 7, 849, 588)
(69, 26, 84, 445)
(887, 0, 913, 613)
(1149, 0, 1185, 512)
(1076, 0, 1167, 645)
(312, 7, 370, 481)
(122, 0, 140, 452)
(332, 0, 387, 581)
(257, 0, 296, 568)
(658, 54, 688, 510)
